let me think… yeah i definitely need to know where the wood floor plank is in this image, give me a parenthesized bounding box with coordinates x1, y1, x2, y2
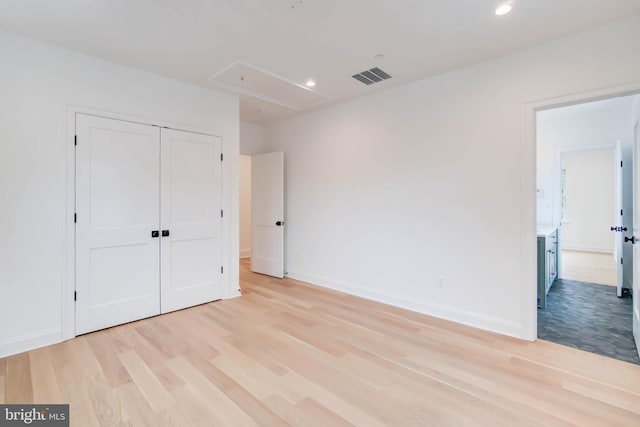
(115, 382, 170, 427)
(166, 356, 258, 427)
(128, 329, 186, 393)
(0, 355, 6, 403)
(170, 386, 226, 427)
(562, 249, 617, 286)
(29, 347, 63, 404)
(295, 397, 356, 427)
(117, 350, 174, 412)
(5, 352, 33, 403)
(86, 331, 132, 388)
(0, 257, 639, 425)
(49, 339, 102, 427)
(272, 371, 401, 427)
(184, 352, 290, 427)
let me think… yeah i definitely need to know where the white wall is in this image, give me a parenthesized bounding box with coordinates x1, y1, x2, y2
(264, 15, 640, 338)
(239, 155, 252, 258)
(561, 149, 615, 252)
(0, 31, 239, 357)
(240, 122, 266, 155)
(536, 97, 634, 228)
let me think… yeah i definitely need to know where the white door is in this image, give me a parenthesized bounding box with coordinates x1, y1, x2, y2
(76, 114, 161, 335)
(251, 152, 284, 278)
(616, 140, 624, 297)
(633, 119, 640, 357)
(160, 129, 223, 313)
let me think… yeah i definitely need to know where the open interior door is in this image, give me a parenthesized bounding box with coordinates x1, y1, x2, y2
(633, 119, 640, 357)
(251, 152, 284, 278)
(616, 140, 624, 297)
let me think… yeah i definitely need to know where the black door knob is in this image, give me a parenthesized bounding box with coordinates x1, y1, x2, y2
(162, 230, 170, 237)
(151, 230, 159, 238)
(275, 221, 284, 226)
(625, 236, 636, 244)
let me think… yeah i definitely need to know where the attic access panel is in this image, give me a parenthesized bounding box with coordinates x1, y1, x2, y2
(209, 61, 329, 110)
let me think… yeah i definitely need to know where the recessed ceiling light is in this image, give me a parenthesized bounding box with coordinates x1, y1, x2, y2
(256, 109, 265, 114)
(374, 54, 385, 61)
(495, 3, 512, 16)
(306, 79, 316, 87)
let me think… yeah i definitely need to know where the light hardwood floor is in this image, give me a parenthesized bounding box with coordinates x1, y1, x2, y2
(562, 249, 617, 286)
(2, 258, 640, 426)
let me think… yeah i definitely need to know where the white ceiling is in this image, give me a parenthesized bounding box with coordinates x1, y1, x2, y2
(1, 0, 639, 124)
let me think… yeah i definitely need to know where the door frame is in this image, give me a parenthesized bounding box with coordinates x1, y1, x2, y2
(63, 105, 235, 341)
(521, 81, 640, 341)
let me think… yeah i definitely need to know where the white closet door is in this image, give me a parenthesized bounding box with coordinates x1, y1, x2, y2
(160, 128, 223, 313)
(76, 114, 161, 335)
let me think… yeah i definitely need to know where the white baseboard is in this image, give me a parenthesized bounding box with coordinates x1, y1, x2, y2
(0, 328, 61, 358)
(239, 249, 252, 258)
(562, 245, 613, 254)
(285, 270, 524, 339)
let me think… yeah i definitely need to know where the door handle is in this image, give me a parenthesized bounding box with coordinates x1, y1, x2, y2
(151, 230, 159, 238)
(625, 236, 636, 244)
(611, 226, 628, 232)
(162, 230, 170, 237)
(275, 221, 284, 226)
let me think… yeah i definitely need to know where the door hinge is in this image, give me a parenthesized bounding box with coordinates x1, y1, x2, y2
(74, 135, 77, 146)
(220, 153, 223, 161)
(221, 209, 224, 218)
(621, 209, 624, 216)
(74, 291, 77, 301)
(74, 213, 77, 223)
(621, 257, 624, 265)
(221, 266, 224, 274)
(621, 161, 623, 167)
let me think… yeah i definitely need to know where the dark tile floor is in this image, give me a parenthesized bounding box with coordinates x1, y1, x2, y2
(538, 278, 639, 365)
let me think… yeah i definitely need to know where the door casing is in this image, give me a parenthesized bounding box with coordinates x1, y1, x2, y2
(522, 81, 640, 341)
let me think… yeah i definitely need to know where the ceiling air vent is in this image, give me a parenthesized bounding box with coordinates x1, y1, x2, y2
(352, 67, 392, 85)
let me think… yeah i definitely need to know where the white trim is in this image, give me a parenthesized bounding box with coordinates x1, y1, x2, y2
(239, 249, 252, 258)
(0, 329, 61, 358)
(65, 105, 236, 340)
(562, 245, 614, 254)
(522, 81, 640, 342)
(286, 270, 523, 339)
(558, 143, 616, 153)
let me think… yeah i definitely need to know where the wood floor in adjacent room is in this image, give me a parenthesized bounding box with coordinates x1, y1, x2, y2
(2, 259, 640, 426)
(561, 249, 617, 286)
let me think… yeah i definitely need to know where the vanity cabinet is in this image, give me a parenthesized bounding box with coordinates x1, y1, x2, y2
(537, 228, 558, 309)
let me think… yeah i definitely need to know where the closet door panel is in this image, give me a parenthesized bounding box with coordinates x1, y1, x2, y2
(160, 128, 222, 313)
(76, 114, 161, 335)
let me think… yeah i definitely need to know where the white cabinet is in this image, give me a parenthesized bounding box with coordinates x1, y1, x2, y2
(75, 114, 223, 335)
(537, 228, 558, 309)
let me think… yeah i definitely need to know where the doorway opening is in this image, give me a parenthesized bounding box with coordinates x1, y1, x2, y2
(238, 152, 286, 279)
(535, 93, 640, 364)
